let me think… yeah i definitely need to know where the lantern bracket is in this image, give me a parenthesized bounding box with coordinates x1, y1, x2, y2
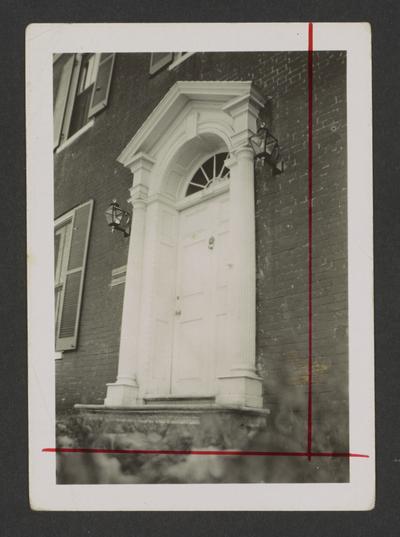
(249, 122, 284, 174)
(105, 199, 131, 237)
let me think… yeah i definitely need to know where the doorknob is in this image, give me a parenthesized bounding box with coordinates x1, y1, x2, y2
(175, 309, 182, 316)
(208, 236, 215, 250)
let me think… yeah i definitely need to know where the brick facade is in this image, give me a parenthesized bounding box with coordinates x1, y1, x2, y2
(54, 51, 347, 453)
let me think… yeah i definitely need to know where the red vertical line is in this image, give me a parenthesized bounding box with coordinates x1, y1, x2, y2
(307, 22, 314, 461)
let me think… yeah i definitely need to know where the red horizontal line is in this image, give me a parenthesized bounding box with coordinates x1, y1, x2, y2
(42, 447, 369, 458)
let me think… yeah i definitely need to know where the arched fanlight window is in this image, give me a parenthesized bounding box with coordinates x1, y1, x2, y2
(185, 152, 230, 197)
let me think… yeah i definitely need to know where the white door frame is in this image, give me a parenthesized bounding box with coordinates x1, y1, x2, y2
(105, 81, 265, 409)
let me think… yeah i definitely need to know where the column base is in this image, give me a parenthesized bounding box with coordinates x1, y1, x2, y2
(216, 373, 263, 408)
(104, 379, 141, 407)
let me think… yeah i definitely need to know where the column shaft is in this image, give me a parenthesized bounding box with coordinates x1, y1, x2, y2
(216, 146, 263, 408)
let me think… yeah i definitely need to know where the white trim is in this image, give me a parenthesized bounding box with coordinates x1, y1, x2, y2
(176, 181, 229, 211)
(55, 207, 75, 227)
(110, 265, 127, 287)
(55, 118, 95, 153)
(110, 277, 126, 287)
(167, 52, 196, 70)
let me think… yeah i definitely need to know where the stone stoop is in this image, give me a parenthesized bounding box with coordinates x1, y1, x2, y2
(67, 404, 270, 451)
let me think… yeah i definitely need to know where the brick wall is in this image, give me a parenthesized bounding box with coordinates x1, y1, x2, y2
(55, 52, 348, 453)
(254, 51, 348, 452)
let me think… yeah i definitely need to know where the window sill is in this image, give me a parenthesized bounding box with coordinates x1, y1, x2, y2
(55, 119, 95, 154)
(167, 53, 195, 71)
(55, 351, 63, 360)
(110, 265, 127, 287)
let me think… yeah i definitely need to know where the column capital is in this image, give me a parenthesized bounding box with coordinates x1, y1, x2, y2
(129, 183, 149, 207)
(225, 145, 255, 169)
(126, 152, 155, 198)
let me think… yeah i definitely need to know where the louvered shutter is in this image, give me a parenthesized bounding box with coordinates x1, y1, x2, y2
(54, 232, 61, 273)
(56, 200, 93, 351)
(53, 55, 74, 149)
(149, 52, 173, 75)
(88, 53, 115, 118)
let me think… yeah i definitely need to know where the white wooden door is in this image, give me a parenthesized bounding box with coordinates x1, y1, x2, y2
(171, 192, 230, 396)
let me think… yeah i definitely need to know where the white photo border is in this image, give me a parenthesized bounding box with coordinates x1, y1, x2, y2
(26, 22, 374, 511)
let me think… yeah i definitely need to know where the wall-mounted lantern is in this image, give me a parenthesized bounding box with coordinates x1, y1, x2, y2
(105, 199, 131, 237)
(249, 122, 284, 174)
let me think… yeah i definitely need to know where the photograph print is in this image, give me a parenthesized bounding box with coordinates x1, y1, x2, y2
(52, 47, 351, 485)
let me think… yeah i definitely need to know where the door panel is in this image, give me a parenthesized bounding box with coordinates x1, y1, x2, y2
(175, 317, 205, 381)
(146, 206, 178, 396)
(181, 239, 207, 297)
(212, 196, 230, 380)
(149, 319, 173, 394)
(171, 192, 229, 395)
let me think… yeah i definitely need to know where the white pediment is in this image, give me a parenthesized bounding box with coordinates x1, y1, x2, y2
(118, 81, 265, 169)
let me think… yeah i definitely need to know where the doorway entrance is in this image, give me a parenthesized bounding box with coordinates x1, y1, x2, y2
(105, 80, 264, 409)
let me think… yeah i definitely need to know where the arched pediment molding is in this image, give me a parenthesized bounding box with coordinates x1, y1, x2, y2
(117, 81, 265, 199)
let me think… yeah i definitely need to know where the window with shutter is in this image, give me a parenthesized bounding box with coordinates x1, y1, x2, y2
(53, 53, 115, 149)
(55, 200, 94, 352)
(88, 53, 115, 117)
(53, 55, 74, 149)
(149, 52, 173, 75)
(149, 52, 194, 75)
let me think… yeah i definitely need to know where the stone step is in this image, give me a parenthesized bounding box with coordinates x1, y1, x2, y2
(143, 395, 216, 406)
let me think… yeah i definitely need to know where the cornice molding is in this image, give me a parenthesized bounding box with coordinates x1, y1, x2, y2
(124, 151, 156, 174)
(117, 81, 266, 169)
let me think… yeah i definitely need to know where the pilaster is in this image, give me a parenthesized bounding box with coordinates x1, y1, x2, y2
(104, 153, 154, 407)
(216, 145, 263, 408)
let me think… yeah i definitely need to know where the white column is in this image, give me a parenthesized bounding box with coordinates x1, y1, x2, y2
(216, 146, 263, 408)
(104, 154, 154, 407)
(215, 89, 265, 408)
